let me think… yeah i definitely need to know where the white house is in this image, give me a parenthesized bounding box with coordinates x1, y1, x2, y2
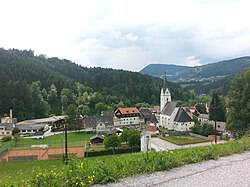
(114, 108, 140, 126)
(159, 74, 194, 131)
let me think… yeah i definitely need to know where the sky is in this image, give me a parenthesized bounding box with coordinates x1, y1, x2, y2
(1, 0, 250, 71)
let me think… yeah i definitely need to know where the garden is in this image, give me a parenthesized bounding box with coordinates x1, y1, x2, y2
(159, 134, 211, 145)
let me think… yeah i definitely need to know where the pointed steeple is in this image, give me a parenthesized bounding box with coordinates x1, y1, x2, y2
(163, 71, 168, 93)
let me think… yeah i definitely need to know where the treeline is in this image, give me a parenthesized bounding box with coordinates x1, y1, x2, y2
(0, 48, 193, 121)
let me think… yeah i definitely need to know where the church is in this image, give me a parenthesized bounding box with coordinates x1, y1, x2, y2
(159, 75, 194, 131)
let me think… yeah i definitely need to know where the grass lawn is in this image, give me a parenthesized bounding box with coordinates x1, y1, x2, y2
(167, 135, 199, 143)
(0, 132, 95, 150)
(161, 135, 211, 145)
(0, 159, 63, 185)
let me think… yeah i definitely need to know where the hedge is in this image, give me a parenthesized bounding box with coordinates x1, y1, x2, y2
(85, 146, 140, 157)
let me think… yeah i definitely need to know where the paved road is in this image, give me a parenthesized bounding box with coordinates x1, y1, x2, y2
(151, 137, 226, 151)
(95, 151, 250, 187)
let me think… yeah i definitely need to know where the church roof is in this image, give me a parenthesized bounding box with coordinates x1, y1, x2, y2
(174, 107, 193, 122)
(161, 102, 178, 115)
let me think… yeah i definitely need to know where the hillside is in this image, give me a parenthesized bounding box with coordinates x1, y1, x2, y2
(140, 57, 250, 94)
(0, 48, 192, 120)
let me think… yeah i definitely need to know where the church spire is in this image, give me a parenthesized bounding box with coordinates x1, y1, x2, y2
(163, 71, 168, 93)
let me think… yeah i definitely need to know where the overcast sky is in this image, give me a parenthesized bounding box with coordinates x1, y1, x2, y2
(1, 0, 250, 71)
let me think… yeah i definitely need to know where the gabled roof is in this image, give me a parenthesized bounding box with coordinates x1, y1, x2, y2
(18, 116, 66, 125)
(0, 123, 14, 130)
(139, 108, 152, 118)
(90, 134, 104, 141)
(150, 114, 159, 124)
(174, 108, 193, 122)
(116, 108, 140, 115)
(16, 123, 47, 130)
(161, 102, 178, 116)
(84, 115, 114, 128)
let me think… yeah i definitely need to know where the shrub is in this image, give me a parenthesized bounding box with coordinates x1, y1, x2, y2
(2, 135, 12, 142)
(85, 146, 140, 157)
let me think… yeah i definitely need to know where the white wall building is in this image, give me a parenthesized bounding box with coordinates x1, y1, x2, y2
(159, 74, 194, 131)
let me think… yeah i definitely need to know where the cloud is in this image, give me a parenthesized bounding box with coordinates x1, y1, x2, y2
(1, 0, 250, 71)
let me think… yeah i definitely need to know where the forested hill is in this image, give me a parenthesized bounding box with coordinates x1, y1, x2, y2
(140, 57, 250, 95)
(0, 48, 192, 121)
(140, 57, 250, 81)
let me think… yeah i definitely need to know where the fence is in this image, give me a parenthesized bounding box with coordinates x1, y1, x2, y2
(0, 147, 84, 162)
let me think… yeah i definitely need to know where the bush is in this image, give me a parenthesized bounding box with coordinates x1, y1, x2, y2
(85, 147, 140, 157)
(2, 135, 12, 142)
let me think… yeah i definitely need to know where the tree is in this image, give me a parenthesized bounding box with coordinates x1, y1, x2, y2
(128, 132, 140, 147)
(12, 127, 20, 136)
(65, 104, 78, 130)
(104, 134, 121, 154)
(209, 92, 226, 122)
(227, 69, 250, 137)
(13, 134, 20, 147)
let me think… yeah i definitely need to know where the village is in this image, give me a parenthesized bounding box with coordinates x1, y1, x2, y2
(0, 75, 227, 162)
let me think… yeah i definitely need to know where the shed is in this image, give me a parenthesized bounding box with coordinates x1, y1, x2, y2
(90, 135, 104, 144)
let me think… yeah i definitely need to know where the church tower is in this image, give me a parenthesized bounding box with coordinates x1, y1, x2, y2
(160, 73, 171, 111)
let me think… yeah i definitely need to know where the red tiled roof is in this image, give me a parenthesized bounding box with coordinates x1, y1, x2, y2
(116, 108, 139, 115)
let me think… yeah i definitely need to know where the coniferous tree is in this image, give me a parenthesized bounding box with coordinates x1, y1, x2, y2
(209, 92, 226, 122)
(227, 69, 250, 137)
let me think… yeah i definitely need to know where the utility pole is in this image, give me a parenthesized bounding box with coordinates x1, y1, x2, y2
(64, 120, 68, 164)
(213, 100, 218, 144)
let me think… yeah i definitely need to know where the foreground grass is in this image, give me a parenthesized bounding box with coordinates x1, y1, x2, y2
(1, 135, 250, 186)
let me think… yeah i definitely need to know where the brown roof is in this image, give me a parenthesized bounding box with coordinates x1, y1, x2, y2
(116, 108, 140, 115)
(146, 125, 158, 132)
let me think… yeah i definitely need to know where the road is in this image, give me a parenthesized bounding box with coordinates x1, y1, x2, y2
(95, 151, 250, 187)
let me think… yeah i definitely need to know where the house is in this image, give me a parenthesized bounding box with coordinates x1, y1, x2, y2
(114, 108, 140, 126)
(0, 110, 16, 137)
(173, 107, 195, 131)
(139, 108, 153, 125)
(159, 74, 194, 131)
(0, 123, 14, 136)
(202, 120, 226, 133)
(198, 114, 209, 122)
(17, 116, 65, 133)
(141, 129, 151, 152)
(83, 111, 114, 133)
(90, 135, 104, 144)
(16, 123, 49, 134)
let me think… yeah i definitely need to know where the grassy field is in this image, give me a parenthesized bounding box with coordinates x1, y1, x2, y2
(0, 135, 249, 186)
(166, 135, 201, 143)
(0, 132, 95, 150)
